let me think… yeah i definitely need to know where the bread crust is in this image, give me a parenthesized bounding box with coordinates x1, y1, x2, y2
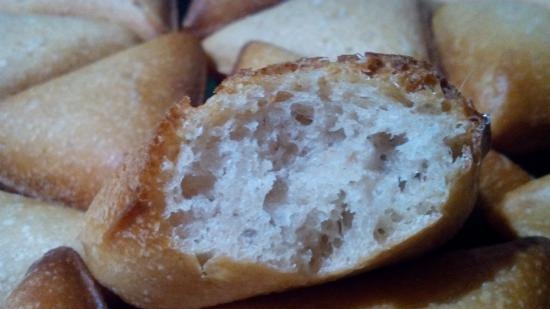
(0, 0, 171, 39)
(0, 13, 139, 99)
(433, 0, 550, 153)
(80, 53, 488, 309)
(0, 191, 83, 303)
(233, 41, 301, 73)
(203, 0, 429, 74)
(183, 0, 281, 38)
(500, 175, 550, 238)
(211, 237, 550, 309)
(4, 247, 108, 309)
(0, 32, 206, 209)
(477, 150, 533, 237)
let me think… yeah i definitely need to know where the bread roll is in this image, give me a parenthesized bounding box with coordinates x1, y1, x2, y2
(0, 0, 171, 39)
(0, 13, 139, 99)
(0, 32, 206, 209)
(80, 53, 488, 309)
(183, 0, 281, 38)
(0, 191, 82, 303)
(477, 150, 533, 235)
(214, 237, 550, 309)
(433, 0, 550, 153)
(479, 150, 533, 208)
(4, 247, 107, 309)
(203, 0, 428, 74)
(234, 41, 301, 72)
(500, 175, 550, 238)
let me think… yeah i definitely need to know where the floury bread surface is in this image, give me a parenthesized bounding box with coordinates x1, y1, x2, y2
(80, 53, 488, 309)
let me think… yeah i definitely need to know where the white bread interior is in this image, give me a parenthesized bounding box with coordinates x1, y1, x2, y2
(165, 61, 478, 274)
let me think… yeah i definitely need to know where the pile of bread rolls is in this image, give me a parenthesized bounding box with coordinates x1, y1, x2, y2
(1, 1, 548, 309)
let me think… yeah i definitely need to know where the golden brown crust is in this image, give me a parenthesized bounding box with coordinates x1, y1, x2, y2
(0, 32, 206, 209)
(477, 150, 533, 236)
(500, 175, 550, 238)
(0, 13, 139, 99)
(81, 53, 488, 309)
(211, 238, 550, 309)
(233, 41, 301, 73)
(203, 0, 429, 74)
(183, 0, 281, 38)
(0, 0, 170, 39)
(433, 0, 550, 154)
(4, 247, 108, 309)
(0, 191, 83, 302)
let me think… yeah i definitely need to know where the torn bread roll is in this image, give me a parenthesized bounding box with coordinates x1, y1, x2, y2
(500, 175, 550, 238)
(0, 32, 206, 209)
(213, 237, 550, 309)
(203, 0, 428, 74)
(4, 247, 107, 309)
(81, 53, 488, 309)
(0, 13, 139, 98)
(433, 0, 550, 153)
(0, 0, 171, 39)
(183, 0, 281, 38)
(0, 191, 83, 303)
(234, 41, 301, 72)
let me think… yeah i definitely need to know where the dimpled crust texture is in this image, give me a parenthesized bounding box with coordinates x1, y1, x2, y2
(80, 53, 487, 309)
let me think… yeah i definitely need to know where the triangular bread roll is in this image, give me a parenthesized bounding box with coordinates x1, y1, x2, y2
(183, 0, 282, 38)
(500, 175, 550, 238)
(432, 0, 550, 153)
(0, 32, 206, 209)
(0, 191, 83, 303)
(80, 53, 487, 309)
(0, 0, 171, 39)
(213, 238, 550, 309)
(203, 0, 428, 74)
(4, 247, 107, 309)
(0, 13, 139, 99)
(477, 150, 533, 236)
(234, 41, 301, 72)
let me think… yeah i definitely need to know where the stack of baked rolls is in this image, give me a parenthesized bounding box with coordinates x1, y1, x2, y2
(1, 1, 548, 308)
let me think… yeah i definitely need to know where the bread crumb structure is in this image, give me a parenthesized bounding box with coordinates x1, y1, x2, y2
(81, 53, 488, 309)
(165, 57, 479, 274)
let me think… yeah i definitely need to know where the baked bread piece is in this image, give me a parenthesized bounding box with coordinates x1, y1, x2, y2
(478, 150, 533, 213)
(0, 13, 139, 99)
(433, 0, 550, 153)
(0, 0, 171, 39)
(213, 237, 550, 309)
(4, 247, 107, 309)
(477, 150, 533, 236)
(0, 32, 206, 209)
(234, 41, 301, 72)
(0, 191, 83, 303)
(203, 0, 428, 74)
(500, 175, 550, 238)
(80, 53, 488, 309)
(183, 0, 281, 38)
